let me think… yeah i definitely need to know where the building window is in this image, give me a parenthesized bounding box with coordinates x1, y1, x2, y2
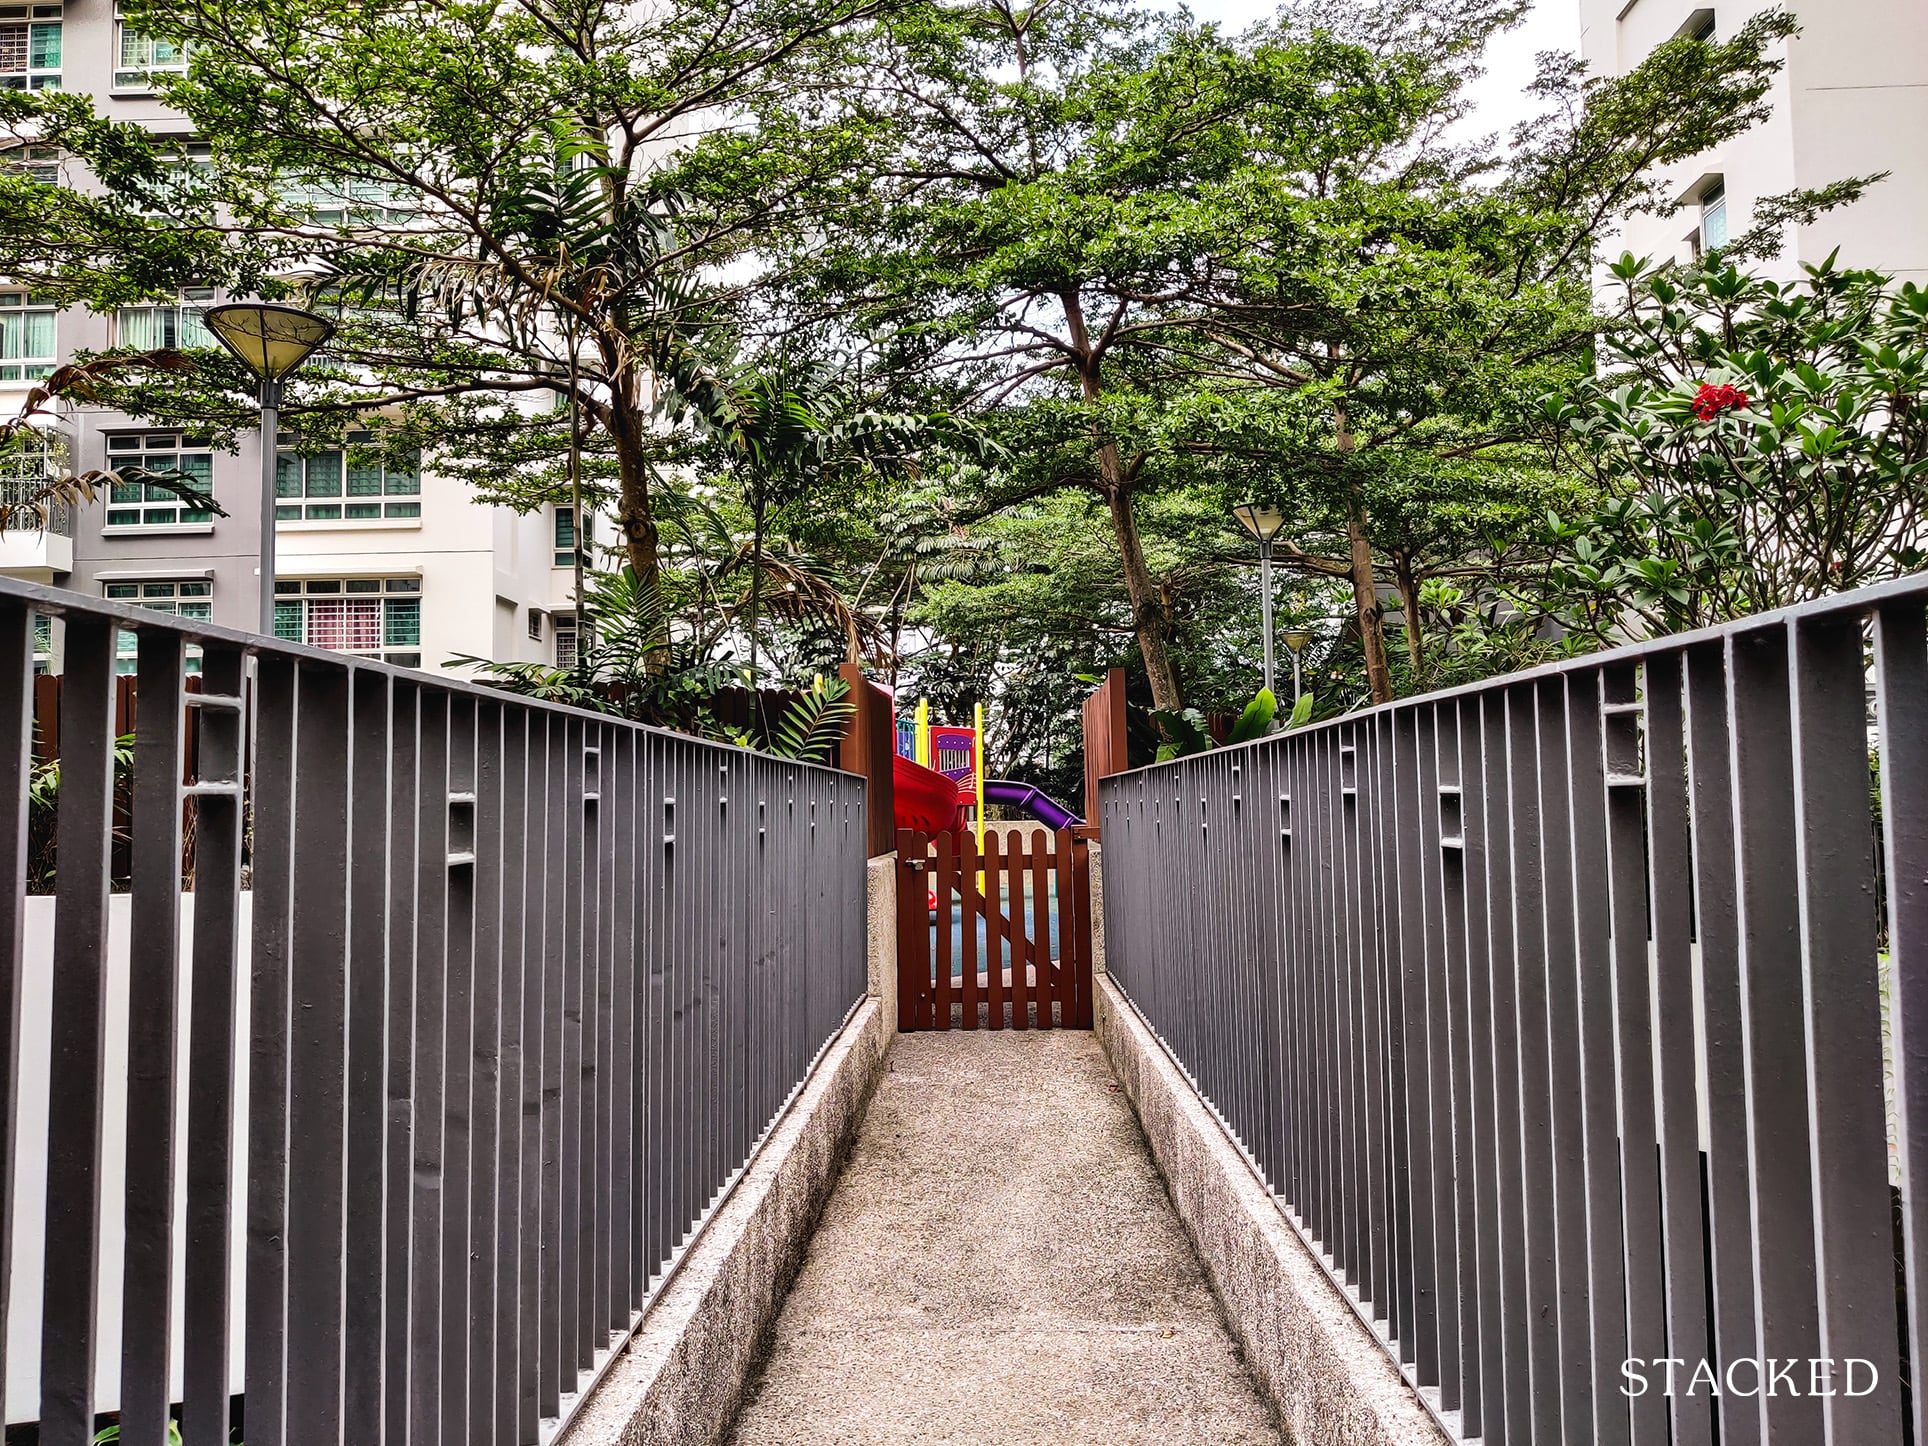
(554, 505, 589, 568)
(1685, 9, 1716, 42)
(274, 577, 422, 668)
(277, 438, 420, 523)
(527, 607, 543, 642)
(105, 433, 215, 527)
(1, 142, 59, 182)
(129, 140, 212, 217)
(281, 175, 416, 227)
(0, 291, 54, 381)
(0, 5, 61, 92)
(103, 579, 211, 674)
(31, 611, 50, 674)
(113, 5, 186, 90)
(554, 612, 578, 670)
(1700, 180, 1728, 252)
(117, 288, 215, 349)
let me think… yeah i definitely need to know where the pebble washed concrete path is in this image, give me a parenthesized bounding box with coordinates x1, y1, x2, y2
(727, 1029, 1282, 1445)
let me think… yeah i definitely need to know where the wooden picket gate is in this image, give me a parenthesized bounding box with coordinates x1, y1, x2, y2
(895, 827, 1094, 1031)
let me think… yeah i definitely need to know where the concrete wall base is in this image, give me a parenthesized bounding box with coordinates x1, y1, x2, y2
(1095, 975, 1453, 1446)
(558, 996, 890, 1446)
(866, 851, 898, 1050)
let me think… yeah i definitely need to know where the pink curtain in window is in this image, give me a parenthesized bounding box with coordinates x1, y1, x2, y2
(305, 597, 383, 652)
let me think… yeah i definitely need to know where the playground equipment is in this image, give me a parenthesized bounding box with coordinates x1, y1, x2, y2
(891, 752, 964, 835)
(890, 699, 1082, 835)
(982, 778, 1080, 832)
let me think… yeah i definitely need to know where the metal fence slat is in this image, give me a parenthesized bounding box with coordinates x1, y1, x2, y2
(283, 664, 351, 1446)
(1681, 642, 1761, 1446)
(40, 619, 118, 1446)
(1725, 628, 1825, 1444)
(1598, 664, 1666, 1446)
(1876, 600, 1928, 1446)
(120, 628, 186, 1446)
(1638, 652, 1715, 1446)
(246, 653, 297, 1446)
(1788, 616, 1906, 1438)
(181, 643, 246, 1446)
(409, 690, 451, 1446)
(342, 670, 392, 1446)
(383, 683, 421, 1446)
(0, 602, 29, 1406)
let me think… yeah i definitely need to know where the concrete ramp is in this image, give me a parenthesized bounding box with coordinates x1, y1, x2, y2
(728, 1031, 1280, 1444)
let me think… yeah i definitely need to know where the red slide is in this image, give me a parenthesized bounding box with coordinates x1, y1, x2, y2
(892, 752, 964, 836)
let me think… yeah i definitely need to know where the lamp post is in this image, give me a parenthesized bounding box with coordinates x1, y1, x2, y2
(1232, 502, 1287, 697)
(1280, 628, 1312, 705)
(202, 302, 336, 634)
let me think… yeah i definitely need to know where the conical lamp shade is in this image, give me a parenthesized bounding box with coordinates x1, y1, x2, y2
(202, 302, 335, 381)
(1233, 502, 1286, 543)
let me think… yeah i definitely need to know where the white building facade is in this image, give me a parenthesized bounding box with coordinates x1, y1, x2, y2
(0, 0, 593, 673)
(1579, 0, 1928, 285)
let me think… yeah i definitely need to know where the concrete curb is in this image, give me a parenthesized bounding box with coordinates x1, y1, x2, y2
(866, 852, 898, 1049)
(558, 996, 890, 1446)
(1094, 975, 1451, 1446)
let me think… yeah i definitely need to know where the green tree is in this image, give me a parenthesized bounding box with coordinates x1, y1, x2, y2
(1156, 3, 1852, 700)
(1540, 253, 1928, 642)
(1, 0, 901, 619)
(691, 361, 970, 682)
(692, 0, 1861, 704)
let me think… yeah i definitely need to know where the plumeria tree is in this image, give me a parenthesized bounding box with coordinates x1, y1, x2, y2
(1539, 254, 1928, 642)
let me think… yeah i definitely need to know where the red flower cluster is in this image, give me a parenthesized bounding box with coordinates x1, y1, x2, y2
(1692, 382, 1750, 420)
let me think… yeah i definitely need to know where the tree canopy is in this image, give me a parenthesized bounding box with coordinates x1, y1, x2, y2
(0, 0, 1899, 778)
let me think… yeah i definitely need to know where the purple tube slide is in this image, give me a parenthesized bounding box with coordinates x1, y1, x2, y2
(982, 778, 1082, 830)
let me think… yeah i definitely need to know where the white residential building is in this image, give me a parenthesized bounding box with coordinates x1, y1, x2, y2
(0, 1, 596, 673)
(1579, 0, 1928, 285)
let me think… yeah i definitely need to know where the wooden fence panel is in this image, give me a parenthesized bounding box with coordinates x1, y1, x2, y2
(837, 664, 896, 859)
(1081, 669, 1128, 837)
(1031, 839, 1053, 1029)
(1007, 832, 1029, 1031)
(959, 831, 979, 1031)
(897, 827, 1092, 1033)
(894, 829, 928, 1032)
(983, 830, 1004, 1028)
(934, 831, 955, 1029)
(1070, 834, 1093, 1027)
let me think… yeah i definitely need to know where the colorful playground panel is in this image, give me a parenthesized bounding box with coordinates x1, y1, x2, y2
(929, 725, 978, 789)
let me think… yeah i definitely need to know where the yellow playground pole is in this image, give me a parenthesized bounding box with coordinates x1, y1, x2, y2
(974, 700, 986, 852)
(915, 698, 931, 768)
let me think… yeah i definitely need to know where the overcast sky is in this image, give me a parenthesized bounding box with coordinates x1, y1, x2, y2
(1180, 0, 1585, 145)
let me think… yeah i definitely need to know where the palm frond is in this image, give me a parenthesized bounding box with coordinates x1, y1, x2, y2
(769, 676, 855, 764)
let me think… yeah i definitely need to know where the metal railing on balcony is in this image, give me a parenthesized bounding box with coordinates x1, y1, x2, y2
(1098, 572, 1928, 1446)
(0, 575, 870, 1446)
(0, 477, 73, 538)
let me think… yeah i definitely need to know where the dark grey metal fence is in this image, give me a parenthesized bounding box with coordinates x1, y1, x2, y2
(1099, 573, 1928, 1446)
(0, 576, 869, 1446)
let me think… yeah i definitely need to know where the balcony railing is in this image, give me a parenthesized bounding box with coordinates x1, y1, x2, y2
(1099, 572, 1928, 1446)
(0, 575, 870, 1445)
(0, 475, 73, 538)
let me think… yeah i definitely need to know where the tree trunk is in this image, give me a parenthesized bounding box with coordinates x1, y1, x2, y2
(613, 449, 661, 594)
(1103, 476, 1184, 710)
(1332, 390, 1393, 705)
(607, 400, 668, 672)
(1347, 501, 1393, 704)
(1393, 549, 1424, 680)
(1060, 287, 1185, 711)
